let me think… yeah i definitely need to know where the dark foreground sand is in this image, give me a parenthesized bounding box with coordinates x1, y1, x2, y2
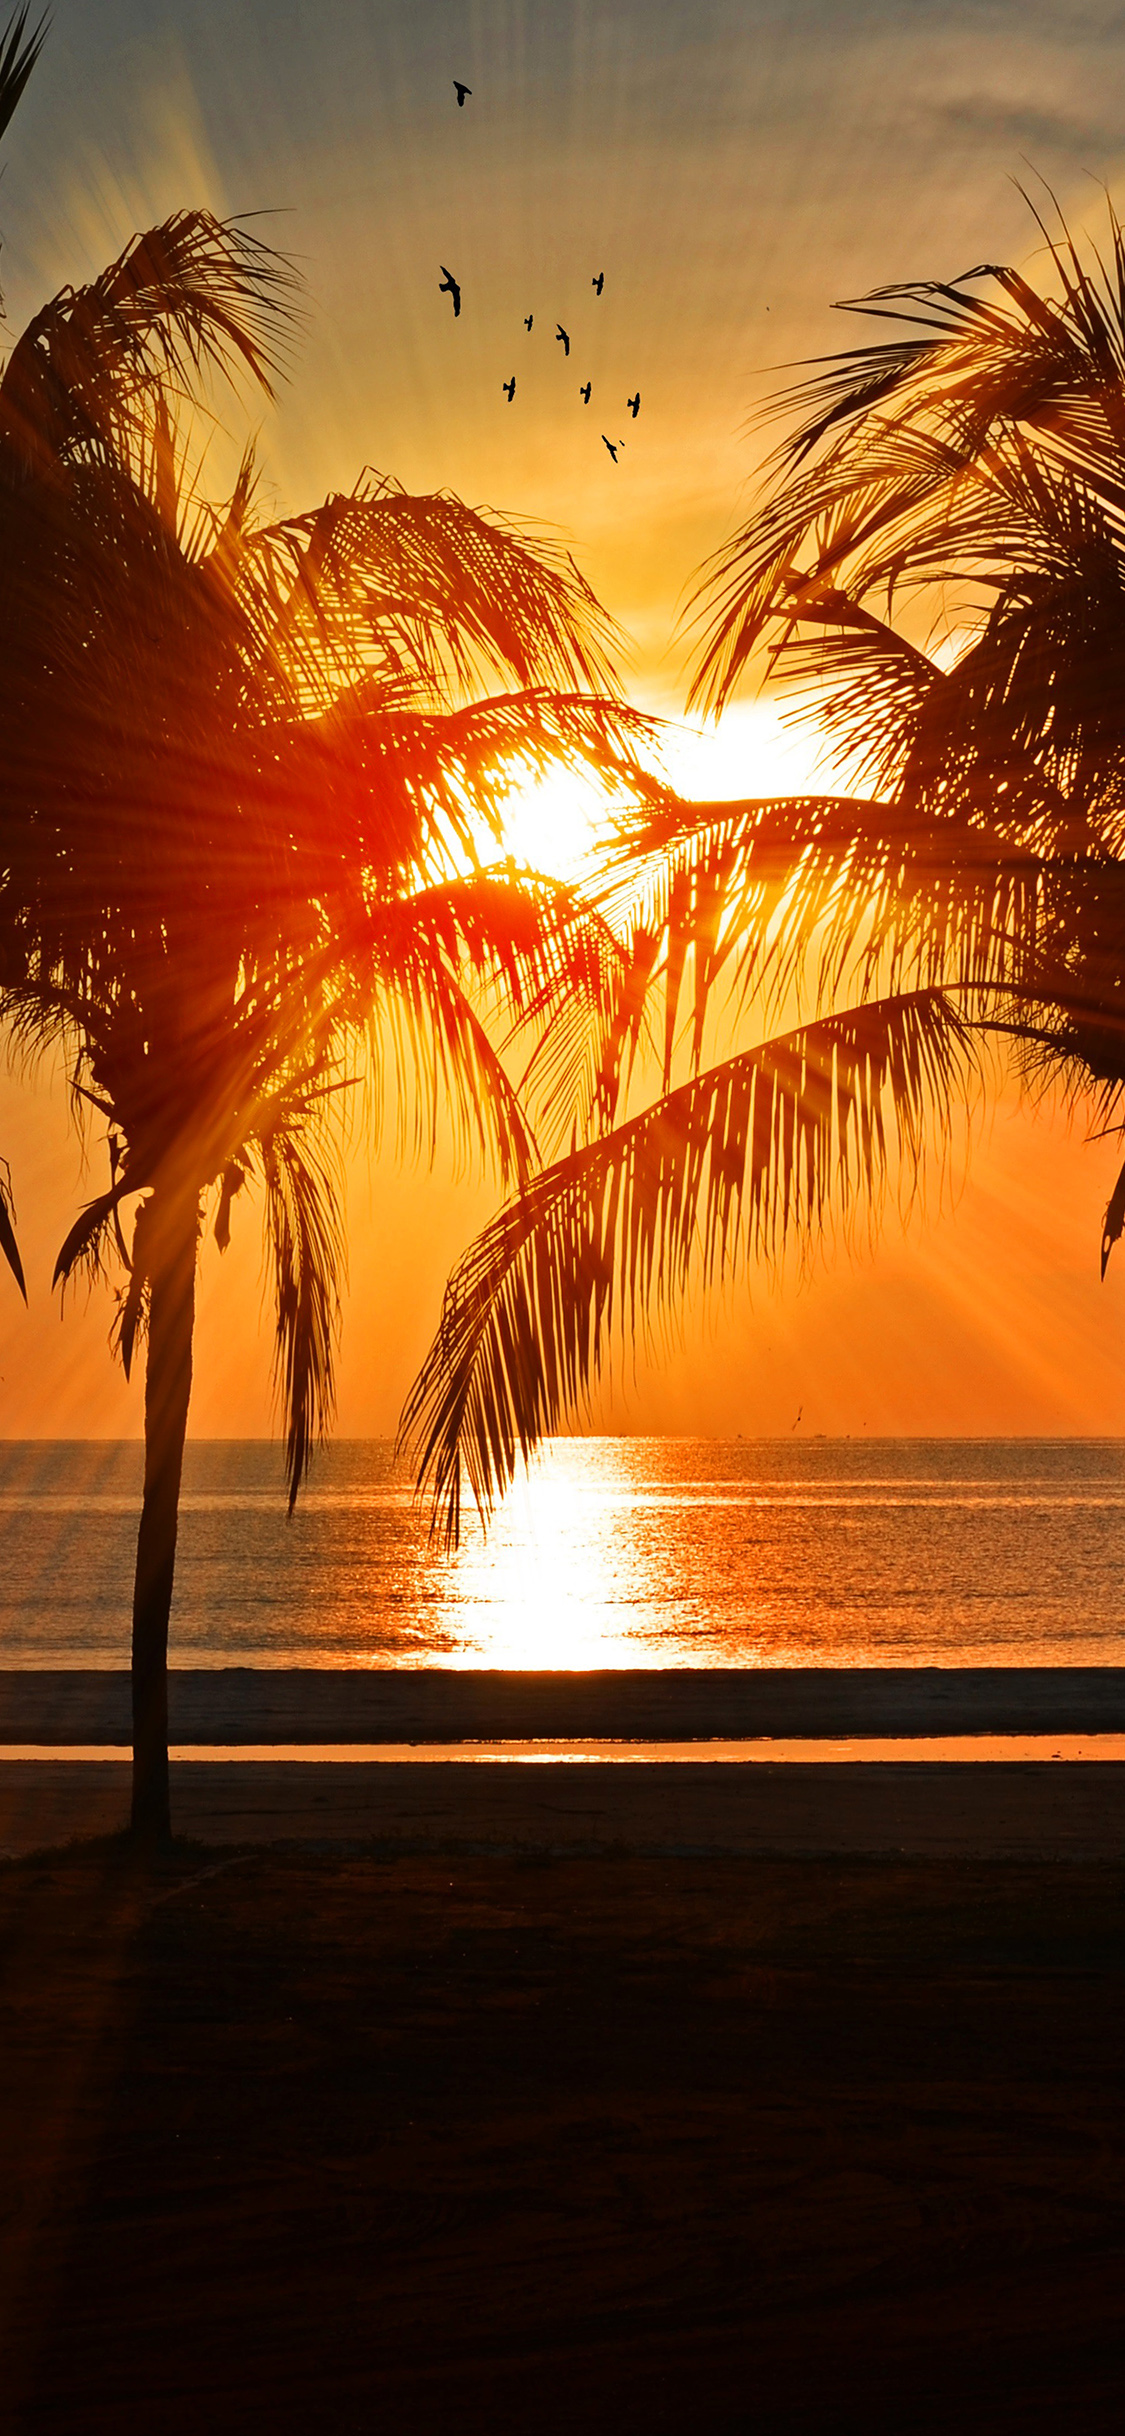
(1, 1842, 1122, 2433)
(5, 1757, 1125, 1860)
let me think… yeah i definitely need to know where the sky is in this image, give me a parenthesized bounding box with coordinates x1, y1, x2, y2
(3, 0, 1125, 1447)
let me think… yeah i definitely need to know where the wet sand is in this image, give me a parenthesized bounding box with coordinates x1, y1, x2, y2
(4, 1755, 1125, 1861)
(5, 1664, 1125, 1742)
(2, 1841, 1122, 2432)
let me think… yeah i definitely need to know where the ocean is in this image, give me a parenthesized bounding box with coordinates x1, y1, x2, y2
(1, 1436, 1124, 1673)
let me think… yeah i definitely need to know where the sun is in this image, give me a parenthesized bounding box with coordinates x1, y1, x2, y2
(499, 761, 608, 879)
(654, 698, 851, 800)
(497, 699, 840, 881)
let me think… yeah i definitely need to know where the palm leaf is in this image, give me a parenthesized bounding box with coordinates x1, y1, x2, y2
(0, 210, 295, 477)
(262, 1124, 343, 1509)
(602, 789, 1046, 1071)
(686, 425, 971, 713)
(365, 895, 540, 1184)
(52, 1178, 132, 1290)
(376, 866, 627, 1146)
(763, 596, 943, 798)
(262, 691, 667, 900)
(116, 1197, 154, 1381)
(213, 1157, 247, 1252)
(0, 8, 46, 147)
(403, 990, 972, 1543)
(0, 1155, 25, 1299)
(687, 196, 1125, 717)
(239, 482, 626, 712)
(1102, 1154, 1125, 1277)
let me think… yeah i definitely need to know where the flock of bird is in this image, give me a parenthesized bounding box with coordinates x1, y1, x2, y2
(438, 80, 640, 464)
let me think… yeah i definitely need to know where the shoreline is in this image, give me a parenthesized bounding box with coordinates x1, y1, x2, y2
(6, 1664, 1125, 1740)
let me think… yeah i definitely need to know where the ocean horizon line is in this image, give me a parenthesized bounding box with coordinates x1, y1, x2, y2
(3, 1431, 1125, 1447)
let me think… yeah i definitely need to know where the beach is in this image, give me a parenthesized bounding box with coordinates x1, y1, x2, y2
(5, 1753, 1125, 1862)
(2, 1839, 1122, 2432)
(5, 1660, 1125, 1862)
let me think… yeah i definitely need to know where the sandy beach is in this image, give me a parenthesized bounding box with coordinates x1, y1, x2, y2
(2, 1838, 1122, 2432)
(5, 1754, 1125, 1862)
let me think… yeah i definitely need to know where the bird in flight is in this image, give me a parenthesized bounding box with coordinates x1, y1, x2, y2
(579, 380, 591, 404)
(556, 323, 570, 355)
(627, 391, 641, 418)
(790, 1405, 803, 1431)
(453, 81, 472, 106)
(601, 434, 620, 462)
(439, 265, 461, 317)
(502, 376, 515, 402)
(592, 271, 604, 295)
(524, 313, 533, 331)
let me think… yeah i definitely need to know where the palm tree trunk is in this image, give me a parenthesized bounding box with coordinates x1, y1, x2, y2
(130, 1182, 200, 1843)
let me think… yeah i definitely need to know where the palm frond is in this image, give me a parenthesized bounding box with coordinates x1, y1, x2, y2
(213, 1157, 247, 1252)
(687, 198, 1125, 718)
(765, 597, 943, 797)
(686, 425, 972, 714)
(115, 1195, 153, 1380)
(239, 481, 626, 713)
(403, 991, 972, 1543)
(0, 211, 296, 476)
(380, 866, 630, 1154)
(261, 1123, 343, 1509)
(600, 787, 1049, 1072)
(365, 895, 539, 1183)
(263, 691, 667, 903)
(344, 688, 667, 865)
(0, 1154, 25, 1299)
(759, 267, 1074, 469)
(1102, 1152, 1125, 1277)
(0, 8, 46, 148)
(760, 183, 1125, 480)
(52, 1177, 132, 1291)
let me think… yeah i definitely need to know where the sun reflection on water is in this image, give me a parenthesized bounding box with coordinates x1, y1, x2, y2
(435, 1439, 672, 1670)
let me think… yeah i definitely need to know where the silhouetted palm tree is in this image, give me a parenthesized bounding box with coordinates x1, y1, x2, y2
(0, 28, 657, 1838)
(407, 195, 1125, 1535)
(0, 10, 46, 1295)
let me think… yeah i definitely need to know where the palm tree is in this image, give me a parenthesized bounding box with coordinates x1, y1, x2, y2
(406, 193, 1125, 1537)
(0, 10, 47, 1300)
(683, 184, 1125, 1259)
(0, 41, 659, 1839)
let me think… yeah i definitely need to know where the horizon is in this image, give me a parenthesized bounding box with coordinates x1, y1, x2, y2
(6, 1427, 1125, 1444)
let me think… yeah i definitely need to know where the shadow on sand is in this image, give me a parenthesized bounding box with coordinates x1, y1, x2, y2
(1, 1839, 1123, 2431)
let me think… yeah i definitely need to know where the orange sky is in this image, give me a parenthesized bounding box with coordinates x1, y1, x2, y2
(2, 1, 1125, 1445)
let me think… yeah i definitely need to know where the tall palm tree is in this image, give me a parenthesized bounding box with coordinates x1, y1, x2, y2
(0, 38, 658, 1838)
(406, 193, 1125, 1537)
(0, 10, 48, 1298)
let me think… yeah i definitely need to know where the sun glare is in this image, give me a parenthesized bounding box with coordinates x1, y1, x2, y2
(498, 700, 854, 883)
(499, 761, 608, 878)
(441, 1440, 668, 1669)
(654, 698, 856, 802)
